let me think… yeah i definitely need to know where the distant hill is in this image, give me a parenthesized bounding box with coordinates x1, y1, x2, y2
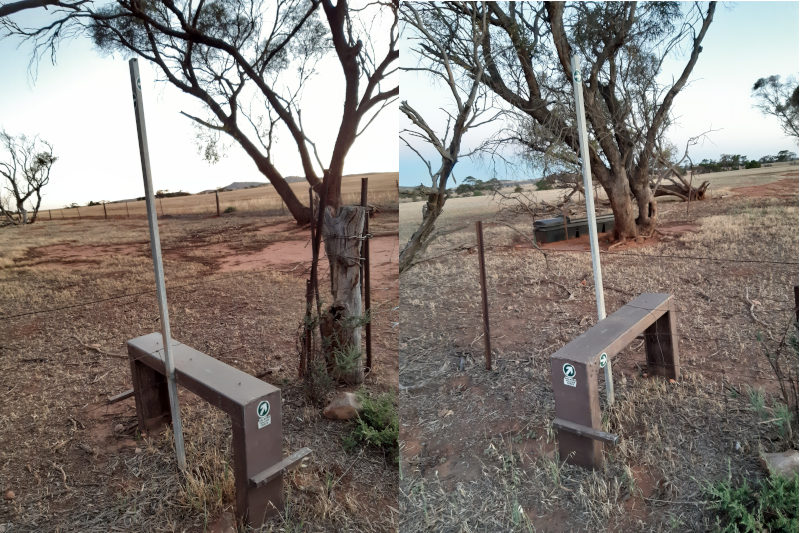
(198, 181, 268, 194)
(219, 181, 269, 191)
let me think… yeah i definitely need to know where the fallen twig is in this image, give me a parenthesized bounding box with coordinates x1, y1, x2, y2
(73, 335, 127, 359)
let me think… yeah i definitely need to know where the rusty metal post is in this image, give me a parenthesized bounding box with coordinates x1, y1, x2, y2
(360, 178, 372, 373)
(215, 190, 221, 217)
(103, 202, 107, 220)
(159, 196, 164, 217)
(475, 221, 492, 370)
(125, 202, 130, 218)
(48, 210, 52, 220)
(76, 206, 81, 219)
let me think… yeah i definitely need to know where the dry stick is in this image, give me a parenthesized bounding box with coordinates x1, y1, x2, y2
(360, 178, 372, 373)
(475, 221, 492, 370)
(72, 335, 127, 359)
(745, 286, 775, 340)
(310, 184, 326, 318)
(301, 186, 316, 378)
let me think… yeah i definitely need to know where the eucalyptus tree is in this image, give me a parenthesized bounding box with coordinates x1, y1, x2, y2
(0, 130, 56, 225)
(414, 2, 716, 239)
(399, 1, 498, 272)
(7, 0, 398, 383)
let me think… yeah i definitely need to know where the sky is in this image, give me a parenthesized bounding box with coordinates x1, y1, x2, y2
(0, 6, 398, 209)
(399, 1, 800, 187)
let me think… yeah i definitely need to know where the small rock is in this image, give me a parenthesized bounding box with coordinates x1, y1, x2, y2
(134, 447, 142, 454)
(322, 392, 362, 420)
(114, 423, 124, 433)
(3, 490, 15, 501)
(760, 450, 799, 478)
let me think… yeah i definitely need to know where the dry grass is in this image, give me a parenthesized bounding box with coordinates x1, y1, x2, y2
(46, 172, 398, 219)
(399, 162, 798, 245)
(399, 184, 798, 531)
(0, 210, 399, 532)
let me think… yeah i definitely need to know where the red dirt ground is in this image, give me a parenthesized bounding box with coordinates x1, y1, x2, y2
(731, 177, 798, 197)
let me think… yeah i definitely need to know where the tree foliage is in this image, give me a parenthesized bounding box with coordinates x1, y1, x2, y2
(411, 1, 716, 239)
(0, 130, 55, 225)
(399, 1, 495, 272)
(7, 0, 398, 223)
(752, 75, 799, 138)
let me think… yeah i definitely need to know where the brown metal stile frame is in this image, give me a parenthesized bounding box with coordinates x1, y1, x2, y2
(550, 293, 679, 468)
(127, 333, 310, 528)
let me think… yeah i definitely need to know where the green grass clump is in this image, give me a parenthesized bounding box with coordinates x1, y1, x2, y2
(705, 472, 798, 532)
(344, 390, 399, 463)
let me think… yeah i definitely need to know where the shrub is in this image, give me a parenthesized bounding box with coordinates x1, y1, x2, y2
(514, 185, 523, 193)
(344, 390, 398, 463)
(223, 206, 236, 213)
(745, 160, 762, 169)
(535, 180, 553, 191)
(705, 473, 798, 532)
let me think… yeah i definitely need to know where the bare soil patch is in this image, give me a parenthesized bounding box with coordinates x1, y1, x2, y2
(399, 192, 798, 532)
(0, 208, 399, 532)
(731, 177, 798, 198)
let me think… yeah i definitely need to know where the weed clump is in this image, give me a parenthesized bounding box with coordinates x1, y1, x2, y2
(344, 390, 398, 463)
(705, 472, 798, 532)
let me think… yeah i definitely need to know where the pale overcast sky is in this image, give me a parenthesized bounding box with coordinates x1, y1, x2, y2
(0, 7, 398, 209)
(400, 1, 800, 187)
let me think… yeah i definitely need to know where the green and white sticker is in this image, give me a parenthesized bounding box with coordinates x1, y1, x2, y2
(562, 363, 577, 387)
(599, 353, 608, 368)
(257, 400, 271, 429)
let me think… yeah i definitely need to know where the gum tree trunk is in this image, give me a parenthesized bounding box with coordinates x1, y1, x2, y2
(603, 173, 638, 240)
(321, 205, 366, 385)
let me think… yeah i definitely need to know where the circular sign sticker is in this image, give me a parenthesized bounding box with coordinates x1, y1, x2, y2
(599, 353, 608, 368)
(573, 69, 581, 83)
(257, 400, 270, 418)
(562, 363, 576, 377)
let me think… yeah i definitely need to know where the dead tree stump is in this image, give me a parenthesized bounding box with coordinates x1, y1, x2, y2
(322, 205, 366, 385)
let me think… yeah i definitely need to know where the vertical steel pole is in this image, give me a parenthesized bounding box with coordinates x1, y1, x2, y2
(475, 221, 492, 370)
(128, 58, 187, 469)
(360, 178, 372, 373)
(571, 55, 613, 405)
